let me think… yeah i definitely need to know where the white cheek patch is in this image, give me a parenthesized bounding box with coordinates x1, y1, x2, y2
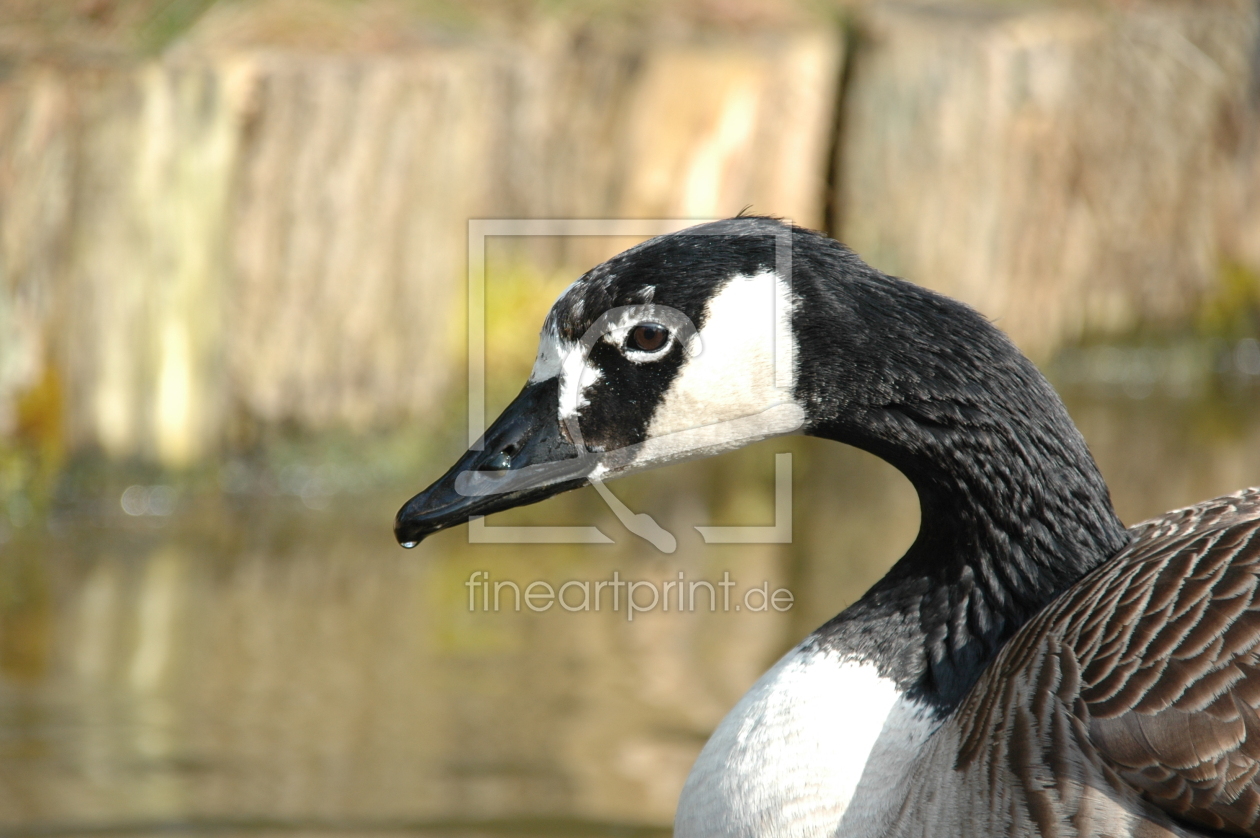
(637, 271, 800, 465)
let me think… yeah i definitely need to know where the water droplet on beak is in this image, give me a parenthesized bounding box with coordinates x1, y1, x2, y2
(400, 541, 418, 549)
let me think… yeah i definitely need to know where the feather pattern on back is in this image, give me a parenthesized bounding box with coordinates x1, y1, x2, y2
(886, 488, 1260, 837)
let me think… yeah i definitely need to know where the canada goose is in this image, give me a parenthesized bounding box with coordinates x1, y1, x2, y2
(394, 217, 1260, 837)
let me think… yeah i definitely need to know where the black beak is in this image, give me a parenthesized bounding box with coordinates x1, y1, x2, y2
(394, 378, 596, 547)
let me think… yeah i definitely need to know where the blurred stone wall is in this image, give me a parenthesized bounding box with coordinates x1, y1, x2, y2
(0, 28, 841, 465)
(838, 0, 1260, 357)
(0, 0, 1258, 467)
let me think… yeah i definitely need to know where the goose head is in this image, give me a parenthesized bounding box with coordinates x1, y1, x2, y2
(395, 216, 807, 546)
(395, 215, 1124, 618)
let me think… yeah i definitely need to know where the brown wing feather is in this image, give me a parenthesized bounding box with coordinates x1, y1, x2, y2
(878, 491, 1260, 838)
(1079, 493, 1260, 834)
(934, 488, 1260, 837)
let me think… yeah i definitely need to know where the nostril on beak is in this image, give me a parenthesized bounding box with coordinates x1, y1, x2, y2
(483, 451, 512, 471)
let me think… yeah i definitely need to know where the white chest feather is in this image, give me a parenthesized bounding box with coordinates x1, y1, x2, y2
(675, 647, 937, 838)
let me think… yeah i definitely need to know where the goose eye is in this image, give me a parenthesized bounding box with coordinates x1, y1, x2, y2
(629, 323, 669, 353)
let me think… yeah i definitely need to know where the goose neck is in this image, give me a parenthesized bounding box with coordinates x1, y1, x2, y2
(808, 370, 1128, 709)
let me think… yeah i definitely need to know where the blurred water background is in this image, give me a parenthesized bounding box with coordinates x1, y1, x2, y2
(0, 0, 1259, 835)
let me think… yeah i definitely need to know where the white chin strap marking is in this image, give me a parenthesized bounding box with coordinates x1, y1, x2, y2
(636, 270, 800, 465)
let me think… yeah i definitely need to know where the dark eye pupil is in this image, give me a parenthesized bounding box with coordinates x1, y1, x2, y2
(631, 323, 668, 352)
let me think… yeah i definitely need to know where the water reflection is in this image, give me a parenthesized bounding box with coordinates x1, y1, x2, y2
(0, 385, 1257, 834)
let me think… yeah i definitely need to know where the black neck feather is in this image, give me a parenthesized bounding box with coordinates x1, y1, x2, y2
(792, 234, 1129, 712)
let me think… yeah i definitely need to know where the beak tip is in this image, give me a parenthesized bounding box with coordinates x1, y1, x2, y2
(392, 377, 587, 549)
(393, 522, 431, 549)
(394, 500, 435, 549)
